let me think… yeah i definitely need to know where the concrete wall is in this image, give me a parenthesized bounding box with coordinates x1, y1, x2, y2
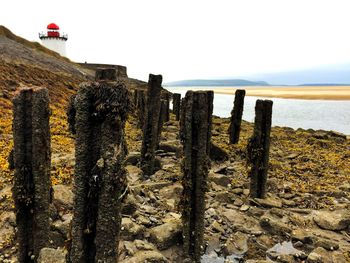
(78, 63, 128, 78)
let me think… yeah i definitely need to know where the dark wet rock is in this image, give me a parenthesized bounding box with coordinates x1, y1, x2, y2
(52, 184, 73, 210)
(210, 142, 229, 162)
(313, 209, 350, 231)
(38, 248, 67, 263)
(122, 194, 138, 215)
(159, 141, 180, 156)
(125, 151, 141, 165)
(52, 214, 72, 238)
(149, 218, 182, 250)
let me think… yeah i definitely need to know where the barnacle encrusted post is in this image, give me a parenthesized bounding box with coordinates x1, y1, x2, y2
(180, 90, 213, 262)
(69, 69, 131, 263)
(229, 89, 246, 144)
(248, 99, 273, 199)
(156, 100, 167, 147)
(173, 93, 181, 121)
(140, 74, 162, 176)
(12, 87, 51, 263)
(136, 90, 146, 129)
(164, 92, 170, 122)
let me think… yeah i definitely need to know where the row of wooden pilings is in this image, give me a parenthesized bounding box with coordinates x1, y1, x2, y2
(10, 69, 272, 262)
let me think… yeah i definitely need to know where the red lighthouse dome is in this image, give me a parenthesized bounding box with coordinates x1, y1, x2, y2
(47, 23, 60, 30)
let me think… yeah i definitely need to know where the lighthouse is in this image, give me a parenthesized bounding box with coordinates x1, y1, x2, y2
(39, 23, 68, 57)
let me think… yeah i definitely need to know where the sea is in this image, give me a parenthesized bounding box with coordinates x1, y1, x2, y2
(166, 88, 350, 135)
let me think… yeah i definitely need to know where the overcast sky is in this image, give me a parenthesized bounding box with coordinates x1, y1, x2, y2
(1, 0, 350, 82)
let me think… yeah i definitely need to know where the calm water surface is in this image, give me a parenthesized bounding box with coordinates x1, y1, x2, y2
(167, 89, 350, 135)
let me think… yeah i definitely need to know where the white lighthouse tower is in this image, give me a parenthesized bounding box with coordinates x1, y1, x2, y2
(39, 23, 68, 57)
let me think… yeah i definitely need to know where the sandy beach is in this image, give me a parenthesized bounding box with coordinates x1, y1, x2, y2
(170, 86, 350, 100)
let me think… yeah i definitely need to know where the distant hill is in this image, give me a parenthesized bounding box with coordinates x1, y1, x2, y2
(245, 65, 350, 86)
(164, 79, 269, 87)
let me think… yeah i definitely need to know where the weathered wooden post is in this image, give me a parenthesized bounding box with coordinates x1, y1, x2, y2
(248, 99, 273, 199)
(173, 93, 181, 121)
(69, 69, 131, 263)
(228, 89, 246, 144)
(140, 74, 162, 176)
(180, 90, 213, 262)
(136, 90, 146, 129)
(157, 100, 167, 147)
(12, 87, 51, 262)
(133, 89, 139, 108)
(164, 92, 170, 122)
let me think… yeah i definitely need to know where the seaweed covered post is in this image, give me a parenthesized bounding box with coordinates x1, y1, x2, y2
(12, 87, 51, 262)
(140, 74, 162, 176)
(69, 69, 131, 263)
(180, 91, 213, 262)
(228, 89, 246, 144)
(173, 93, 181, 121)
(248, 99, 273, 199)
(136, 90, 146, 129)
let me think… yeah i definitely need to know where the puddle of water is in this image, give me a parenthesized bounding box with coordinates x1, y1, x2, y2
(201, 251, 243, 263)
(267, 241, 301, 255)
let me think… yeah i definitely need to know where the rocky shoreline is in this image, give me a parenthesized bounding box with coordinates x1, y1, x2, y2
(1, 111, 350, 262)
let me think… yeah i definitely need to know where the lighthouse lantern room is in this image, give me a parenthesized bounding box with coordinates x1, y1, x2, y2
(39, 23, 68, 57)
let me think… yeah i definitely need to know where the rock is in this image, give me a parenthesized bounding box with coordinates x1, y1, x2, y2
(52, 214, 72, 238)
(122, 250, 168, 263)
(159, 183, 183, 202)
(126, 165, 142, 183)
(222, 208, 262, 235)
(159, 142, 180, 156)
(254, 197, 282, 208)
(37, 248, 67, 263)
(0, 211, 16, 239)
(149, 219, 182, 250)
(222, 231, 248, 256)
(52, 184, 73, 210)
(314, 238, 339, 251)
(232, 188, 243, 194)
(307, 247, 347, 263)
(121, 218, 145, 240)
(125, 151, 141, 165)
(339, 183, 350, 192)
(291, 229, 314, 244)
(313, 209, 350, 231)
(210, 142, 229, 162)
(211, 220, 225, 233)
(234, 198, 244, 207)
(260, 214, 292, 236)
(208, 173, 231, 187)
(240, 205, 250, 212)
(134, 239, 156, 251)
(122, 194, 138, 215)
